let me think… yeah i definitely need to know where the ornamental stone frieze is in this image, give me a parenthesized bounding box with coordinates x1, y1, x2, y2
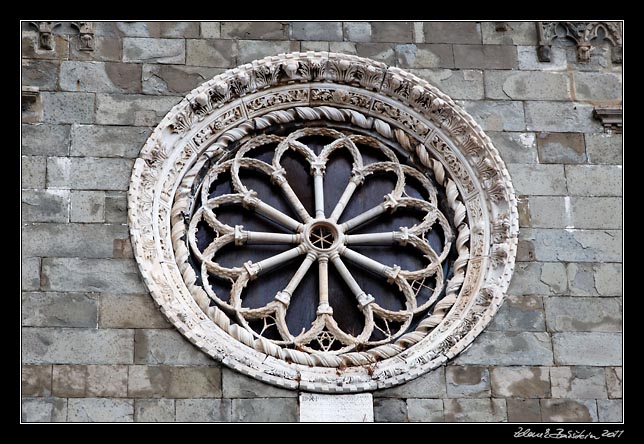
(536, 21, 622, 63)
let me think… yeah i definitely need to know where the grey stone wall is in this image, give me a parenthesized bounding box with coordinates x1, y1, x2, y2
(21, 21, 622, 423)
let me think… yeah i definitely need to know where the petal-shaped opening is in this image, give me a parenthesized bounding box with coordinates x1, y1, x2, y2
(328, 264, 366, 337)
(284, 265, 319, 337)
(281, 149, 315, 217)
(339, 170, 400, 225)
(343, 257, 406, 312)
(237, 168, 300, 223)
(323, 148, 353, 216)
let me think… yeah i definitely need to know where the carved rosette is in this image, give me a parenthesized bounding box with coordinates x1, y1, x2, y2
(128, 52, 518, 392)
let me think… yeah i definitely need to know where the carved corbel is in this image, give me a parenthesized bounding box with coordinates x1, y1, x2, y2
(71, 21, 94, 51)
(29, 21, 61, 50)
(536, 21, 622, 63)
(593, 107, 622, 133)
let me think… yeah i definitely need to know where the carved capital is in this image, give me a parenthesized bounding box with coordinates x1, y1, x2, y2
(29, 21, 61, 50)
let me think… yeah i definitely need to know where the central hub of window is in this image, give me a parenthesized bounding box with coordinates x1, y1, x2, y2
(306, 221, 340, 252)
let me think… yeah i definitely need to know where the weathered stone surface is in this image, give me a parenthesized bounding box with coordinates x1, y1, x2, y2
(565, 165, 622, 197)
(41, 92, 95, 124)
(60, 61, 141, 93)
(135, 399, 175, 422)
(68, 398, 133, 422)
(374, 399, 407, 422)
(22, 292, 98, 328)
(396, 44, 454, 69)
(458, 100, 525, 131)
(70, 36, 122, 62)
(231, 398, 298, 422)
(444, 399, 507, 422)
(142, 64, 223, 95)
(407, 399, 443, 422)
(22, 59, 58, 90)
(487, 132, 537, 164)
(411, 69, 483, 100)
(540, 399, 597, 422)
(99, 22, 199, 38)
(70, 191, 104, 223)
(100, 294, 169, 328)
(47, 157, 133, 191)
(488, 295, 546, 332)
(222, 368, 297, 398)
(528, 197, 565, 229)
(586, 133, 622, 165)
(96, 93, 180, 126)
(517, 196, 532, 227)
(537, 133, 587, 164)
(454, 45, 517, 69)
(123, 38, 185, 64)
(516, 231, 537, 262)
(221, 22, 287, 40)
(22, 189, 69, 223)
(568, 262, 621, 297)
(606, 367, 622, 399)
(454, 332, 553, 365)
(22, 365, 52, 396)
(509, 262, 567, 296)
(490, 367, 550, 398)
(22, 257, 40, 290)
(53, 364, 128, 397)
(507, 164, 567, 195)
(128, 365, 221, 398)
(481, 22, 538, 45)
(573, 72, 622, 102)
(299, 393, 373, 422)
(301, 41, 330, 52)
(186, 39, 237, 67)
(598, 400, 622, 422)
(545, 297, 621, 332)
(105, 192, 128, 223)
(329, 42, 357, 54)
(22, 124, 70, 156)
(238, 40, 300, 65)
(531, 229, 622, 262)
(572, 197, 622, 230)
(71, 125, 149, 158)
(370, 22, 413, 43)
(22, 327, 133, 364)
(343, 22, 371, 43)
(553, 332, 622, 366)
(550, 366, 607, 399)
(134, 329, 213, 365)
(518, 45, 567, 71)
(22, 223, 129, 258)
(375, 367, 446, 398)
(507, 399, 542, 422)
(22, 397, 67, 422)
(42, 258, 146, 293)
(486, 71, 571, 100)
(525, 102, 600, 132)
(176, 399, 231, 422)
(22, 31, 69, 60)
(290, 22, 342, 41)
(22, 156, 46, 189)
(424, 22, 481, 44)
(356, 43, 396, 65)
(446, 366, 490, 397)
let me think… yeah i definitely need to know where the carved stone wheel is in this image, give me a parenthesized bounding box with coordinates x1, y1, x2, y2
(128, 52, 519, 392)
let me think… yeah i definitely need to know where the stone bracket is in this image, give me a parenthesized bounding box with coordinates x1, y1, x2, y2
(593, 107, 622, 133)
(71, 22, 94, 51)
(29, 21, 61, 50)
(536, 21, 622, 63)
(22, 86, 42, 123)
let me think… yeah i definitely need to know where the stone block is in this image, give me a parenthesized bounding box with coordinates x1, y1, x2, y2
(598, 400, 622, 422)
(22, 292, 98, 328)
(135, 399, 175, 422)
(517, 45, 567, 71)
(553, 332, 622, 366)
(200, 22, 220, 39)
(374, 399, 407, 422)
(424, 22, 481, 44)
(123, 38, 185, 64)
(537, 132, 586, 164)
(142, 64, 223, 95)
(407, 399, 443, 422)
(186, 39, 237, 67)
(22, 223, 129, 258)
(329, 42, 356, 54)
(446, 366, 490, 397)
(22, 189, 69, 223)
(68, 398, 134, 422)
(586, 133, 622, 165)
(370, 22, 413, 43)
(540, 399, 597, 422)
(221, 22, 287, 40)
(396, 44, 454, 69)
(565, 165, 622, 197)
(222, 367, 297, 398)
(525, 102, 600, 132)
(70, 36, 122, 62)
(411, 69, 483, 100)
(22, 59, 58, 90)
(53, 364, 128, 397)
(517, 196, 532, 227)
(550, 366, 607, 399)
(517, 234, 537, 261)
(71, 124, 150, 158)
(22, 257, 40, 290)
(606, 367, 622, 398)
(176, 399, 231, 422)
(231, 398, 298, 422)
(573, 72, 622, 102)
(375, 367, 445, 398)
(22, 397, 67, 422)
(486, 71, 571, 101)
(22, 156, 46, 188)
(290, 22, 342, 41)
(41, 92, 95, 124)
(481, 21, 538, 45)
(301, 41, 330, 52)
(507, 399, 542, 422)
(42, 258, 145, 293)
(105, 192, 128, 223)
(458, 100, 525, 131)
(134, 329, 213, 365)
(545, 297, 621, 332)
(574, 197, 623, 230)
(490, 367, 550, 398)
(343, 22, 371, 43)
(96, 93, 180, 126)
(454, 332, 553, 365)
(487, 132, 538, 164)
(238, 40, 300, 65)
(528, 197, 565, 229)
(488, 294, 545, 332)
(506, 164, 567, 195)
(100, 294, 169, 328)
(60, 61, 141, 93)
(22, 124, 70, 156)
(47, 156, 133, 190)
(70, 191, 104, 223)
(128, 365, 221, 398)
(22, 365, 52, 396)
(22, 31, 69, 60)
(109, 22, 199, 38)
(444, 399, 507, 422)
(509, 262, 567, 295)
(531, 229, 622, 262)
(22, 327, 133, 364)
(356, 43, 396, 65)
(454, 45, 517, 69)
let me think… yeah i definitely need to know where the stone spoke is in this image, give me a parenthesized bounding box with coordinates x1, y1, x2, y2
(275, 252, 317, 306)
(330, 254, 374, 309)
(234, 226, 302, 245)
